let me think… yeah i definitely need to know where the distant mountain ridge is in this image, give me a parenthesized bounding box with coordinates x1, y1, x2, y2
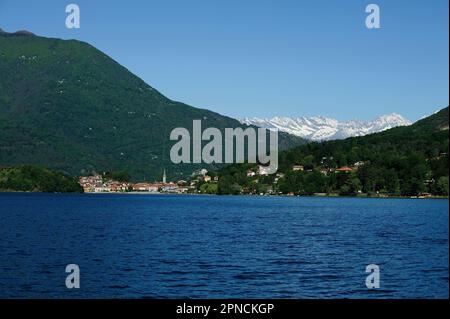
(241, 113, 412, 141)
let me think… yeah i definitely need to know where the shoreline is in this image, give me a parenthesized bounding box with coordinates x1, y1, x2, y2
(1, 190, 448, 200)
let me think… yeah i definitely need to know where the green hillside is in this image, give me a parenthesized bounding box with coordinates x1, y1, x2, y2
(0, 165, 82, 193)
(217, 107, 449, 197)
(0, 29, 303, 181)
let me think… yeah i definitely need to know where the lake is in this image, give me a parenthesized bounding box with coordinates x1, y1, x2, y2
(0, 193, 448, 298)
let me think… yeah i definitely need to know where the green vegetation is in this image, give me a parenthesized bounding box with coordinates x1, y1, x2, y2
(0, 165, 83, 192)
(199, 182, 218, 194)
(0, 31, 304, 181)
(103, 170, 131, 183)
(215, 107, 449, 197)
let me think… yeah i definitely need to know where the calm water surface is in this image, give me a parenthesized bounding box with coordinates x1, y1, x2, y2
(0, 193, 448, 298)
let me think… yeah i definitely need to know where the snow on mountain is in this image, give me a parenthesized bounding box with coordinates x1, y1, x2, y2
(240, 113, 412, 141)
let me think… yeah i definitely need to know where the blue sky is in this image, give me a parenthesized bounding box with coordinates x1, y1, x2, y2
(0, 0, 448, 121)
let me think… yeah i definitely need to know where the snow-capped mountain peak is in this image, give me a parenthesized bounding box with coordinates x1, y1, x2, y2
(240, 113, 412, 141)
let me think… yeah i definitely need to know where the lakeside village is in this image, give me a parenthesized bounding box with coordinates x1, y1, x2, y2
(78, 161, 376, 195)
(78, 166, 295, 195)
(78, 169, 218, 194)
(78, 158, 446, 198)
(78, 166, 287, 195)
(79, 164, 370, 195)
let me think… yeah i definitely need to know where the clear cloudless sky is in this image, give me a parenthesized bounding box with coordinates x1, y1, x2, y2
(0, 0, 448, 121)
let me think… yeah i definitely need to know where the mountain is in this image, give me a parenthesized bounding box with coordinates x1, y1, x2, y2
(218, 107, 449, 196)
(0, 29, 304, 181)
(412, 107, 449, 132)
(240, 113, 412, 141)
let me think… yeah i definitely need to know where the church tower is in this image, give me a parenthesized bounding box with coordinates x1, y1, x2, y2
(163, 169, 167, 184)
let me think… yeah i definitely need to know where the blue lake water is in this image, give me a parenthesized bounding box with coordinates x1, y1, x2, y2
(0, 193, 448, 298)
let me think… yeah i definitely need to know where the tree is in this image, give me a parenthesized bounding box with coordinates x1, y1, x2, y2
(402, 177, 425, 196)
(199, 183, 218, 194)
(302, 155, 315, 167)
(436, 176, 449, 196)
(383, 169, 400, 195)
(348, 177, 362, 194)
(218, 176, 242, 195)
